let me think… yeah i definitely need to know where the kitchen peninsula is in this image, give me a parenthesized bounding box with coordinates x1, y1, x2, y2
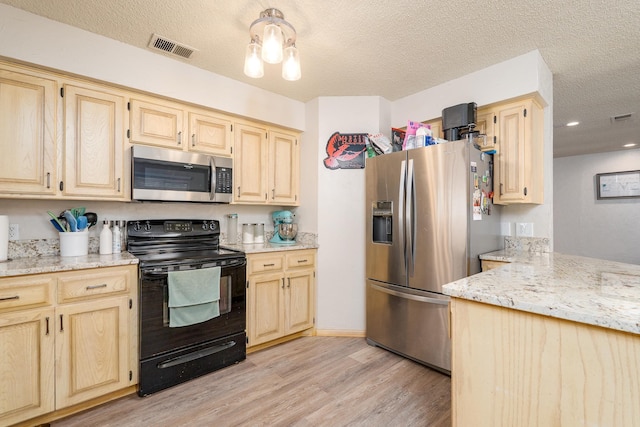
(443, 251, 640, 426)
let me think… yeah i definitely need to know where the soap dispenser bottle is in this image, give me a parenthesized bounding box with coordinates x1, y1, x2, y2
(99, 220, 113, 255)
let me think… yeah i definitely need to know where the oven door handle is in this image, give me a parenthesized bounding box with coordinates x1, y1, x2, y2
(157, 340, 238, 369)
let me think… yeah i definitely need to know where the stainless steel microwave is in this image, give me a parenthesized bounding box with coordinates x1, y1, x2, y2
(132, 145, 233, 203)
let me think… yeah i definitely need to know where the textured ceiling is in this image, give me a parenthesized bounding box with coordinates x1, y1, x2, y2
(1, 0, 639, 157)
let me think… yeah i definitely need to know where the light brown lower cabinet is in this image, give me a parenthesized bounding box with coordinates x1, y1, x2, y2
(0, 265, 138, 426)
(480, 259, 509, 272)
(450, 298, 640, 426)
(247, 249, 316, 349)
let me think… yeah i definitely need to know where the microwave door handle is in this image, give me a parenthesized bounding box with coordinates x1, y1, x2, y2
(209, 157, 216, 201)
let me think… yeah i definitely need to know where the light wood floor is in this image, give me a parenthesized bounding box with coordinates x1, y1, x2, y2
(52, 337, 451, 426)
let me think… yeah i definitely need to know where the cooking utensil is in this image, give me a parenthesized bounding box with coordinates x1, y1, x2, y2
(76, 215, 88, 231)
(71, 207, 86, 218)
(50, 218, 65, 232)
(84, 212, 98, 228)
(63, 210, 78, 232)
(47, 211, 68, 232)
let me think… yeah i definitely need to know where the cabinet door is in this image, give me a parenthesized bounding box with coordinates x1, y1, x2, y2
(248, 272, 284, 346)
(63, 84, 126, 198)
(0, 308, 55, 426)
(0, 66, 57, 196)
(55, 296, 130, 409)
(285, 269, 314, 334)
(130, 99, 184, 149)
(268, 130, 299, 205)
(189, 111, 233, 156)
(234, 123, 268, 203)
(475, 109, 497, 151)
(495, 104, 527, 203)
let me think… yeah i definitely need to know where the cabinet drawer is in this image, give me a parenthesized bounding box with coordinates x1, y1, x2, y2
(58, 268, 130, 303)
(0, 276, 54, 311)
(249, 254, 284, 274)
(285, 251, 315, 269)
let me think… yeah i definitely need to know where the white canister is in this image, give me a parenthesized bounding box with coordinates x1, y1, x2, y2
(254, 223, 265, 243)
(227, 214, 238, 244)
(0, 215, 8, 261)
(242, 223, 254, 244)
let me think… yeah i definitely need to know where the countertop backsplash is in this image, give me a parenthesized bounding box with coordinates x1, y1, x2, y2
(504, 236, 550, 253)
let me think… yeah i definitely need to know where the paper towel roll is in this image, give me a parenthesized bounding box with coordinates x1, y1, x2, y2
(0, 215, 8, 261)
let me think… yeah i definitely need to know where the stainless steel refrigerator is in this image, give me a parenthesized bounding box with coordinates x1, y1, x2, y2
(365, 138, 502, 373)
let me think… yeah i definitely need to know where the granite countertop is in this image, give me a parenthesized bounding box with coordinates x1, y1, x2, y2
(0, 252, 139, 277)
(223, 241, 318, 254)
(443, 251, 640, 335)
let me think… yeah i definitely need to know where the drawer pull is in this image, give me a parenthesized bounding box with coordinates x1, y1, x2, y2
(45, 317, 50, 335)
(263, 263, 275, 267)
(297, 259, 308, 263)
(86, 283, 108, 290)
(287, 278, 291, 288)
(0, 295, 20, 302)
(281, 278, 285, 289)
(60, 314, 64, 332)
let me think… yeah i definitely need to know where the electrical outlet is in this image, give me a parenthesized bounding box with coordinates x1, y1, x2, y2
(8, 224, 19, 240)
(516, 222, 534, 237)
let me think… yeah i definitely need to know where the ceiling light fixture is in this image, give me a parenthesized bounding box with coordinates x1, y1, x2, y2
(243, 8, 301, 81)
(623, 143, 637, 148)
(566, 121, 580, 127)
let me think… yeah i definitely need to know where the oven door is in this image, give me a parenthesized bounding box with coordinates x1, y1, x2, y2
(138, 257, 246, 395)
(139, 258, 246, 359)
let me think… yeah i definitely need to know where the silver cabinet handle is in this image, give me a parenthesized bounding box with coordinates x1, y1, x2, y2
(117, 178, 121, 192)
(86, 283, 108, 290)
(272, 189, 275, 200)
(0, 295, 19, 302)
(46, 172, 51, 189)
(192, 133, 196, 147)
(177, 131, 182, 145)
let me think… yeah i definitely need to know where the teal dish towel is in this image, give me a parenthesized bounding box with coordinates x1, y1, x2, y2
(168, 266, 221, 328)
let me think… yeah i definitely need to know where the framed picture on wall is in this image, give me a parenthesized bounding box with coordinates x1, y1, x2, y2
(596, 170, 640, 199)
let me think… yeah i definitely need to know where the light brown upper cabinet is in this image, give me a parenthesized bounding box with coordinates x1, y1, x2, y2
(130, 97, 233, 157)
(234, 122, 299, 206)
(492, 97, 544, 205)
(62, 83, 127, 199)
(0, 63, 57, 197)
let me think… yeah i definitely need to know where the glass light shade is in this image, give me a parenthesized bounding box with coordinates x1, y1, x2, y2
(243, 42, 264, 78)
(282, 45, 301, 81)
(261, 23, 284, 64)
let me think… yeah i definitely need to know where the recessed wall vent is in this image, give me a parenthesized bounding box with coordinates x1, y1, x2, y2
(610, 112, 635, 123)
(148, 34, 197, 59)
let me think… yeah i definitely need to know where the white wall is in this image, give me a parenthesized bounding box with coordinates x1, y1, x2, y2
(554, 149, 640, 264)
(311, 96, 390, 333)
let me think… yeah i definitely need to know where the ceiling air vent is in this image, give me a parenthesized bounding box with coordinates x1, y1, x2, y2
(610, 112, 635, 124)
(148, 34, 197, 59)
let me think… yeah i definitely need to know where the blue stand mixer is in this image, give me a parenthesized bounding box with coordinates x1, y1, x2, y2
(270, 210, 297, 244)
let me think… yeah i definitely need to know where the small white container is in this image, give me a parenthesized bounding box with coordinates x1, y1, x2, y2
(242, 223, 254, 244)
(227, 214, 238, 244)
(59, 231, 89, 257)
(254, 223, 265, 243)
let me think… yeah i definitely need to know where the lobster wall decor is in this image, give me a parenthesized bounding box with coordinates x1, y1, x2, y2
(323, 131, 367, 170)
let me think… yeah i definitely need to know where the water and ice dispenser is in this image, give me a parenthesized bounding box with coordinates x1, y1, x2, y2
(372, 201, 393, 244)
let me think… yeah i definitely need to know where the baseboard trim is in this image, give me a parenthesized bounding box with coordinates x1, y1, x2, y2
(315, 329, 365, 338)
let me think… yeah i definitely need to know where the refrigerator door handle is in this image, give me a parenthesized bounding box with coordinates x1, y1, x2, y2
(399, 159, 407, 271)
(370, 283, 449, 305)
(406, 158, 415, 277)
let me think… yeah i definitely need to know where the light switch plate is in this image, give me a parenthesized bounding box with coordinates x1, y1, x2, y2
(516, 222, 534, 237)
